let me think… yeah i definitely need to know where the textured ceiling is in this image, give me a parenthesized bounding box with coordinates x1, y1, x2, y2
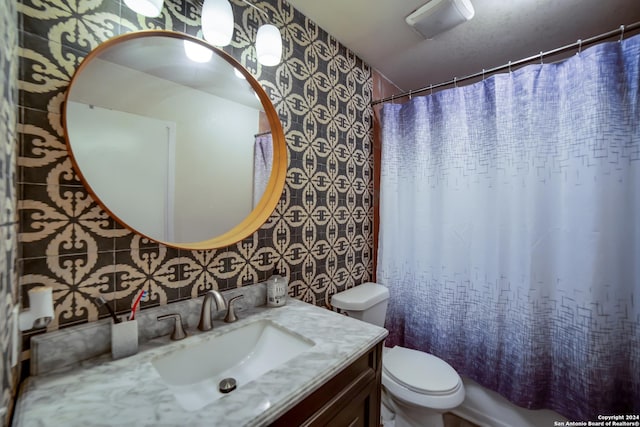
(286, 0, 640, 94)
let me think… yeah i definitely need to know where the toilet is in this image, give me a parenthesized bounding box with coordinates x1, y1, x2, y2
(331, 282, 465, 427)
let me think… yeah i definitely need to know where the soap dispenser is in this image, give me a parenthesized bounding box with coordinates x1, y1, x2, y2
(267, 269, 288, 307)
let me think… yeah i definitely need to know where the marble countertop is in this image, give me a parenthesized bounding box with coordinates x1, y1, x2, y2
(14, 299, 388, 427)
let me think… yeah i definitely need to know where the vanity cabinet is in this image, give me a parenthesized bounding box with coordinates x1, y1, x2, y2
(271, 342, 383, 427)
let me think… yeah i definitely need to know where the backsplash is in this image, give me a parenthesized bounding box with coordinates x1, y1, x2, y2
(17, 0, 373, 330)
(1, 0, 18, 420)
(29, 284, 267, 377)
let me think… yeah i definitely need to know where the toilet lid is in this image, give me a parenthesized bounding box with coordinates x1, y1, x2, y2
(331, 283, 389, 311)
(383, 346, 461, 395)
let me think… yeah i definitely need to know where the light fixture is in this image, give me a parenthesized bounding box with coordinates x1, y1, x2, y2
(406, 0, 475, 39)
(124, 0, 283, 65)
(183, 40, 213, 63)
(201, 0, 234, 47)
(256, 24, 282, 66)
(123, 0, 164, 17)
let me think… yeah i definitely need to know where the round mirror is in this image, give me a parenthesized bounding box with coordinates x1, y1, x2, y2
(63, 31, 287, 250)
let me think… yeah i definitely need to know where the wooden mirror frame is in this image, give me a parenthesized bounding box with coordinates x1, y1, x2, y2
(63, 30, 287, 250)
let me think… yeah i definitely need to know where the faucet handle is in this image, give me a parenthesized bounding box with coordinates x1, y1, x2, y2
(224, 295, 245, 323)
(157, 313, 188, 341)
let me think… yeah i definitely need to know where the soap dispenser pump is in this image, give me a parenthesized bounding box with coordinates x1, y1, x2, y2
(266, 269, 288, 307)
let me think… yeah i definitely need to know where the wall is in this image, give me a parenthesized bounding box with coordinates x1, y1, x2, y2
(0, 0, 18, 422)
(17, 0, 373, 331)
(67, 102, 175, 240)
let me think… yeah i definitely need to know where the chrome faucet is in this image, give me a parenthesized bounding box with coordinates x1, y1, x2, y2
(198, 290, 227, 331)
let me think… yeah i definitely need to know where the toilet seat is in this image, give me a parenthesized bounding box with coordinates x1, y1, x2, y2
(382, 346, 465, 410)
(383, 346, 461, 395)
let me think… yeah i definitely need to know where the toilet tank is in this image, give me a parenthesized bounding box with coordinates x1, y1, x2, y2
(331, 282, 390, 327)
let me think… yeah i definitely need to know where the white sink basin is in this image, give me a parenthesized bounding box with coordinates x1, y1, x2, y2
(151, 319, 314, 411)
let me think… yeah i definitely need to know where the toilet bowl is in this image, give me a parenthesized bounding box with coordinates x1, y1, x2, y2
(331, 283, 465, 427)
(381, 346, 464, 427)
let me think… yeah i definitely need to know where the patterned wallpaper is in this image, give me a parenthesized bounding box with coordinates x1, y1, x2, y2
(1, 0, 19, 421)
(17, 0, 374, 334)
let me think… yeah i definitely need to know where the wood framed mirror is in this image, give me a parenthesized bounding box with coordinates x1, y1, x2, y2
(63, 30, 287, 250)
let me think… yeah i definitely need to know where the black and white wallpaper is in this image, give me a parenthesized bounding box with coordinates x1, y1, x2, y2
(1, 0, 18, 420)
(17, 0, 374, 334)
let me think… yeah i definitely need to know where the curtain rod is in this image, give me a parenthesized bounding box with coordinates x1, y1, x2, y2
(371, 21, 640, 106)
(254, 131, 271, 137)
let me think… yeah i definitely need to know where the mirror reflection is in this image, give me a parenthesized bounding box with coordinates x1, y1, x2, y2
(65, 33, 280, 246)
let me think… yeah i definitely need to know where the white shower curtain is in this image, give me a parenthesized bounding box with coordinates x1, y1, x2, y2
(253, 133, 273, 208)
(378, 35, 639, 420)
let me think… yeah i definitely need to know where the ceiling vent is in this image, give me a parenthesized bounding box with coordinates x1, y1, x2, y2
(406, 0, 475, 39)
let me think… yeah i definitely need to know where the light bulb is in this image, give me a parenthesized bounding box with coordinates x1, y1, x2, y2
(183, 40, 213, 63)
(123, 0, 164, 17)
(201, 0, 234, 47)
(256, 24, 282, 66)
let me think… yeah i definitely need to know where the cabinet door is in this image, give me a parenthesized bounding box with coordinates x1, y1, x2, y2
(271, 342, 382, 427)
(324, 371, 378, 427)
